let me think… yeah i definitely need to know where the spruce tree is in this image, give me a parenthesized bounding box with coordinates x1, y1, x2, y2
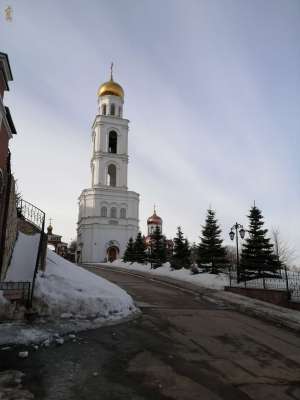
(240, 205, 280, 276)
(150, 226, 167, 268)
(133, 232, 147, 264)
(171, 226, 191, 270)
(123, 237, 135, 263)
(197, 208, 227, 274)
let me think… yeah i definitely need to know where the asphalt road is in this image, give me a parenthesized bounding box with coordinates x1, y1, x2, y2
(1, 266, 300, 400)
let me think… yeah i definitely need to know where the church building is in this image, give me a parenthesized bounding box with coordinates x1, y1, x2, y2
(77, 68, 139, 263)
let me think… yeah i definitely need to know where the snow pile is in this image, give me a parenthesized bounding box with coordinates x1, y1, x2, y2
(5, 232, 40, 282)
(109, 260, 228, 290)
(34, 250, 136, 320)
(0, 291, 8, 305)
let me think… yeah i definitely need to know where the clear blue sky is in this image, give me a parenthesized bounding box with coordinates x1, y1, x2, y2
(1, 0, 300, 263)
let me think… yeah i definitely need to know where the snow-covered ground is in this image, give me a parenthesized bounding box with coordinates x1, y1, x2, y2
(5, 231, 40, 281)
(109, 260, 228, 290)
(0, 251, 138, 345)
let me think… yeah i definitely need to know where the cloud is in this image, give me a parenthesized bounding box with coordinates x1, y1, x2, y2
(1, 0, 299, 263)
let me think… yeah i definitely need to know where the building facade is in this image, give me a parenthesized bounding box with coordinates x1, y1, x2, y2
(77, 70, 139, 263)
(0, 52, 17, 279)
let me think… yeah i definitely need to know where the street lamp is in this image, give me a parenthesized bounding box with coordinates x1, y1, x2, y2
(229, 223, 245, 281)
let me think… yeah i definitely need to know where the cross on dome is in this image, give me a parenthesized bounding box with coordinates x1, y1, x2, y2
(97, 63, 124, 98)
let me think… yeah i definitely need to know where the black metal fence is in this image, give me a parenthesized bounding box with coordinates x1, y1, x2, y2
(16, 198, 45, 231)
(228, 268, 300, 303)
(0, 281, 31, 305)
(15, 198, 45, 307)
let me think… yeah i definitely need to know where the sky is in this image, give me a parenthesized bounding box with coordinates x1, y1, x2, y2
(1, 0, 300, 264)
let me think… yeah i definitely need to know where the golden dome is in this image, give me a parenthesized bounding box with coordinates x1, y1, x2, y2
(98, 79, 124, 99)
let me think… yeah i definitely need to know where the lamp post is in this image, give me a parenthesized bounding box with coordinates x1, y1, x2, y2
(229, 223, 245, 281)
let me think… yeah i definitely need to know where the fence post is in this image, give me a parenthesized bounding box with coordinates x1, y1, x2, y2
(29, 223, 45, 308)
(284, 264, 289, 294)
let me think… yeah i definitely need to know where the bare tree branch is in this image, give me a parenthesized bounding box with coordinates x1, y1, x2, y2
(271, 227, 297, 268)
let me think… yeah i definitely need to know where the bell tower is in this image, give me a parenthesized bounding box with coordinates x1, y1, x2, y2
(77, 65, 140, 263)
(91, 64, 129, 190)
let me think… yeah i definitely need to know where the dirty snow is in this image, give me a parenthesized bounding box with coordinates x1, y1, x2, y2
(5, 231, 40, 281)
(0, 251, 138, 345)
(0, 291, 8, 305)
(34, 250, 136, 320)
(109, 260, 228, 290)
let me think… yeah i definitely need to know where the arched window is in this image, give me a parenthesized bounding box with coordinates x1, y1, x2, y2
(102, 104, 107, 115)
(101, 206, 107, 217)
(107, 164, 116, 187)
(118, 106, 122, 117)
(110, 103, 115, 116)
(110, 207, 117, 218)
(120, 208, 126, 218)
(108, 131, 117, 154)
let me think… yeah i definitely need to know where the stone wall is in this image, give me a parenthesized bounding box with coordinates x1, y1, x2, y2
(1, 175, 17, 280)
(225, 286, 290, 307)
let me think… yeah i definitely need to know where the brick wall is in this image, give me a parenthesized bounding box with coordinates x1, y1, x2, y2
(0, 69, 7, 99)
(0, 121, 9, 170)
(1, 176, 17, 280)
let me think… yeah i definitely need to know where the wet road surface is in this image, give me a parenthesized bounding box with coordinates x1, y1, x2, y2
(1, 265, 300, 400)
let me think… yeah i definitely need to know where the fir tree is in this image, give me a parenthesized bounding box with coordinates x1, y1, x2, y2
(197, 208, 227, 274)
(150, 226, 167, 268)
(123, 237, 135, 263)
(133, 232, 147, 264)
(240, 205, 280, 276)
(171, 226, 191, 270)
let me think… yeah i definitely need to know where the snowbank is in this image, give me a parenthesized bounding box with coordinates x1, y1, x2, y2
(0, 291, 8, 305)
(5, 231, 40, 281)
(34, 250, 136, 320)
(109, 260, 228, 290)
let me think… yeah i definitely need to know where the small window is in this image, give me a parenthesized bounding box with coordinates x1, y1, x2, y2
(110, 207, 117, 218)
(102, 104, 107, 115)
(110, 103, 115, 116)
(120, 208, 126, 218)
(118, 106, 122, 117)
(101, 206, 107, 217)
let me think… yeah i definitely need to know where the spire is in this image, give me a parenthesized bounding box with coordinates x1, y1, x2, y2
(110, 62, 114, 81)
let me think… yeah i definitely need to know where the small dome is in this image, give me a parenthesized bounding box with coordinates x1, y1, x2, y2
(147, 211, 162, 225)
(47, 224, 53, 235)
(98, 79, 124, 99)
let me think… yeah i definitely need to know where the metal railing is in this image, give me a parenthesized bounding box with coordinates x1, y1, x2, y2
(228, 268, 300, 303)
(16, 198, 46, 307)
(0, 281, 31, 306)
(16, 198, 45, 231)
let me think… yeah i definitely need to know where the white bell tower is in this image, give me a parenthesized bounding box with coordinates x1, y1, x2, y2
(77, 65, 139, 263)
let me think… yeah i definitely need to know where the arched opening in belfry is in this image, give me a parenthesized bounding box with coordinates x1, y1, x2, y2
(110, 103, 115, 116)
(102, 104, 107, 115)
(108, 131, 117, 154)
(107, 164, 117, 187)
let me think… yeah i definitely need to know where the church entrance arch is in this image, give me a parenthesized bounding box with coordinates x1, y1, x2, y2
(107, 246, 119, 262)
